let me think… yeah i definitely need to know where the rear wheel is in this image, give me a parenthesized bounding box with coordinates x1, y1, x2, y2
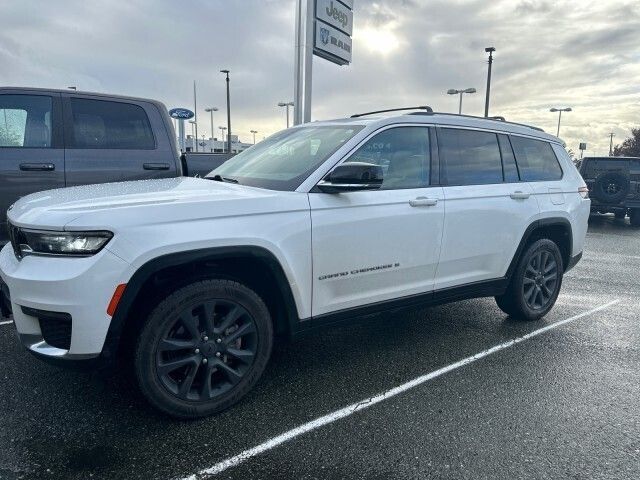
(495, 239, 563, 321)
(135, 279, 273, 419)
(630, 209, 640, 227)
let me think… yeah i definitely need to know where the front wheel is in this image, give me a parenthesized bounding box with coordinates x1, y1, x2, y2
(495, 239, 563, 321)
(135, 279, 273, 419)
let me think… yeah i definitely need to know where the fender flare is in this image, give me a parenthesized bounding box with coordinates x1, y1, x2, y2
(100, 246, 301, 363)
(505, 217, 573, 280)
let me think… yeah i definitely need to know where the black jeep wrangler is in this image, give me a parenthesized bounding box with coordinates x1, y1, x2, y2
(580, 156, 640, 226)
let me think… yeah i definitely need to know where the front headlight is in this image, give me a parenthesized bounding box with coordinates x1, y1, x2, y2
(19, 230, 113, 257)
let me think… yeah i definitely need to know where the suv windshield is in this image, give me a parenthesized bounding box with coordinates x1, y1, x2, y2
(209, 125, 363, 190)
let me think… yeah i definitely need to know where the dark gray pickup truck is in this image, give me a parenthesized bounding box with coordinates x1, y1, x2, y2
(0, 87, 233, 246)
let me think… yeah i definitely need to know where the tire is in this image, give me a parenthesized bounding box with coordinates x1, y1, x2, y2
(495, 239, 563, 321)
(134, 279, 273, 419)
(630, 209, 640, 227)
(614, 210, 626, 220)
(593, 171, 629, 204)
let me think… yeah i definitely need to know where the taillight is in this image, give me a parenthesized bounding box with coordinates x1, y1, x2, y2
(578, 186, 589, 199)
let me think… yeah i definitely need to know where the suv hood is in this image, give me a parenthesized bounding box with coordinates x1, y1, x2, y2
(8, 177, 306, 230)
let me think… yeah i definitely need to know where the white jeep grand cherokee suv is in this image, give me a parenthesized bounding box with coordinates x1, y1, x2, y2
(0, 107, 590, 418)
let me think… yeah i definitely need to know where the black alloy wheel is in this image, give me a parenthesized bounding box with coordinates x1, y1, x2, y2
(522, 249, 559, 311)
(135, 279, 273, 419)
(156, 299, 258, 401)
(495, 239, 563, 321)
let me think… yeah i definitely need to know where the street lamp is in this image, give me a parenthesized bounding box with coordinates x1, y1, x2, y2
(447, 88, 476, 114)
(188, 120, 196, 151)
(219, 126, 227, 152)
(205, 107, 218, 152)
(220, 70, 232, 154)
(250, 130, 258, 144)
(484, 47, 495, 117)
(278, 101, 295, 128)
(549, 107, 572, 137)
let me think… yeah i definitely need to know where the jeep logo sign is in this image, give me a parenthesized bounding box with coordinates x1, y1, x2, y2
(169, 108, 195, 120)
(313, 0, 353, 66)
(316, 0, 353, 36)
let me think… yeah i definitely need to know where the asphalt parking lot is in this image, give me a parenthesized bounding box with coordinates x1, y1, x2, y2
(0, 215, 638, 480)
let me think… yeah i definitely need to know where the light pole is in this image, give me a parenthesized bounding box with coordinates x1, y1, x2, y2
(219, 126, 227, 152)
(549, 107, 572, 137)
(205, 107, 218, 152)
(188, 120, 196, 151)
(250, 130, 258, 144)
(278, 102, 295, 128)
(447, 88, 476, 114)
(220, 70, 232, 154)
(608, 132, 615, 156)
(484, 47, 495, 117)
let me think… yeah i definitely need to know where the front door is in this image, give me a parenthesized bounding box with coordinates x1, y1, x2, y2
(0, 92, 65, 244)
(309, 126, 445, 316)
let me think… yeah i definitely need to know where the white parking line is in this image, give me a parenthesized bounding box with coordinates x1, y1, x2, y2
(178, 299, 621, 480)
(0, 320, 13, 326)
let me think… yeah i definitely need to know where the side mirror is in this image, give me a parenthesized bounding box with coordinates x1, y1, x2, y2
(317, 162, 383, 193)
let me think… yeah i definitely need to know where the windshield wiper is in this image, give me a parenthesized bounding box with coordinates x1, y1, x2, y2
(210, 174, 239, 184)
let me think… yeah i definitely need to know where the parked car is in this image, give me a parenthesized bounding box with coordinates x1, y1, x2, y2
(0, 107, 590, 418)
(0, 87, 233, 245)
(579, 156, 640, 226)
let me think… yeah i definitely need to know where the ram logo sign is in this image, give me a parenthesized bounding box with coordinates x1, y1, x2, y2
(313, 0, 353, 66)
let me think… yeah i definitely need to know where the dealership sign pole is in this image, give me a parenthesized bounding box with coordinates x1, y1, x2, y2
(294, 0, 353, 125)
(169, 108, 195, 153)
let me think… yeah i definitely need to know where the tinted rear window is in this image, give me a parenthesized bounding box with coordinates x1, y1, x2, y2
(582, 158, 640, 177)
(439, 128, 503, 185)
(69, 98, 155, 149)
(510, 136, 562, 181)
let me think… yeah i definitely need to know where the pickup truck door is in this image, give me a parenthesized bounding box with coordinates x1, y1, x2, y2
(309, 126, 445, 317)
(62, 94, 178, 186)
(0, 91, 65, 244)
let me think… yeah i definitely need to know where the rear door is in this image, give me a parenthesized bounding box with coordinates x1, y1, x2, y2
(62, 94, 178, 186)
(434, 127, 539, 290)
(0, 91, 65, 244)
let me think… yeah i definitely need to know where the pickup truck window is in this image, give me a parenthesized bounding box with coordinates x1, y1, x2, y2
(69, 98, 155, 150)
(0, 95, 52, 148)
(211, 125, 363, 191)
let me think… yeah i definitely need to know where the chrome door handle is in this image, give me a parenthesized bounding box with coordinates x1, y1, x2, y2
(510, 191, 530, 200)
(19, 163, 55, 171)
(409, 197, 438, 207)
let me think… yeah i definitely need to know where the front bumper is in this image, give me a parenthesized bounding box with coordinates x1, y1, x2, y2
(0, 243, 130, 364)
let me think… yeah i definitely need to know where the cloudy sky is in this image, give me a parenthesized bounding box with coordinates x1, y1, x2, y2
(1, 0, 638, 155)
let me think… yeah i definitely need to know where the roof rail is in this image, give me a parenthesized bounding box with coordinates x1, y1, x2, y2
(408, 111, 546, 133)
(351, 106, 433, 118)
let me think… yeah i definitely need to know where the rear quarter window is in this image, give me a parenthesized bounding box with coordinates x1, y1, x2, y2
(510, 136, 562, 181)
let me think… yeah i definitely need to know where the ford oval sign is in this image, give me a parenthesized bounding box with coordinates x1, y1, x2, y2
(169, 108, 195, 120)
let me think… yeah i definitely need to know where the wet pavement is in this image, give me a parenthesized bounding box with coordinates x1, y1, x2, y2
(0, 214, 638, 480)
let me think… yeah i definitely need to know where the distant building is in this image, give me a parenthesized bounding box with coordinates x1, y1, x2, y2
(183, 135, 252, 154)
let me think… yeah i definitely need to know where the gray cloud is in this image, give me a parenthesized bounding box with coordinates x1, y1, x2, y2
(0, 0, 638, 154)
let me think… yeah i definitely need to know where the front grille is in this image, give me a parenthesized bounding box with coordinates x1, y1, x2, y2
(22, 306, 72, 350)
(7, 223, 24, 260)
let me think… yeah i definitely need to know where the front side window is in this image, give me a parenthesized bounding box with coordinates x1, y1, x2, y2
(211, 125, 363, 191)
(439, 128, 503, 185)
(344, 127, 430, 189)
(0, 95, 52, 148)
(69, 98, 155, 149)
(510, 136, 563, 181)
